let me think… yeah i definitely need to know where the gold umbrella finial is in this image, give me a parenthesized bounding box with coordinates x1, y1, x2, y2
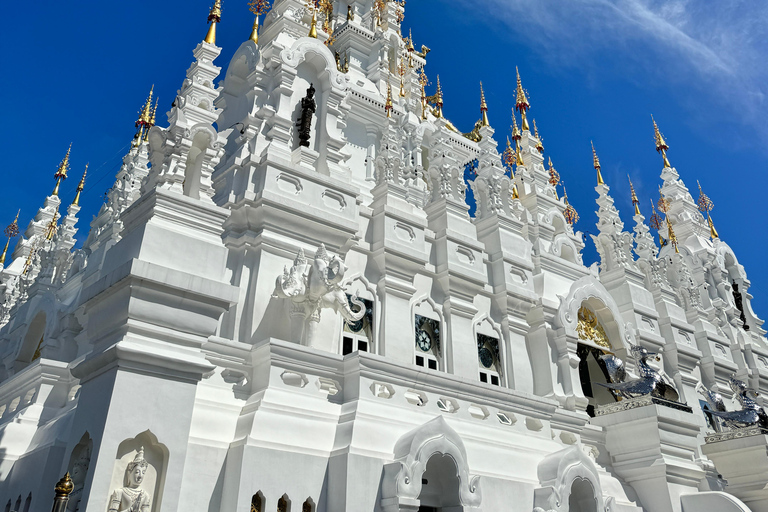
(204, 0, 223, 45)
(592, 141, 604, 186)
(72, 164, 88, 207)
(479, 82, 489, 127)
(652, 115, 672, 168)
(515, 67, 530, 131)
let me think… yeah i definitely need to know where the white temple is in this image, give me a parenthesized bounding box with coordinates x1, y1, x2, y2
(1, 2, 767, 512)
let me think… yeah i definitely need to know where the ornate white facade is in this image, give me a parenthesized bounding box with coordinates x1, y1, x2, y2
(1, 2, 767, 512)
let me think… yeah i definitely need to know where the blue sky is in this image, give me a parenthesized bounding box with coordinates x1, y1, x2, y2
(2, 0, 766, 317)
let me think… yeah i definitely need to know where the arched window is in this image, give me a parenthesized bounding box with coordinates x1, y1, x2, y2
(22, 495, 30, 512)
(5, 499, 11, 512)
(341, 280, 375, 356)
(576, 304, 619, 416)
(414, 301, 441, 371)
(301, 498, 315, 512)
(250, 492, 264, 512)
(475, 318, 503, 386)
(277, 495, 290, 512)
(13, 497, 20, 512)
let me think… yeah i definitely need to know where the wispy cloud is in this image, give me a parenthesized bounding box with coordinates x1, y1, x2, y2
(462, 0, 768, 143)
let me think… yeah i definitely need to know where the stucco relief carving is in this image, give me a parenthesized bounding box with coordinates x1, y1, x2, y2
(273, 244, 365, 346)
(280, 39, 348, 91)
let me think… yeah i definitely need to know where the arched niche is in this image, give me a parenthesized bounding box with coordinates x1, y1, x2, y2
(108, 431, 169, 512)
(183, 126, 216, 200)
(412, 297, 444, 371)
(473, 316, 506, 387)
(380, 416, 482, 512)
(533, 446, 605, 512)
(250, 491, 264, 512)
(16, 311, 47, 369)
(556, 277, 634, 357)
(280, 38, 349, 175)
(339, 274, 377, 355)
(66, 432, 93, 512)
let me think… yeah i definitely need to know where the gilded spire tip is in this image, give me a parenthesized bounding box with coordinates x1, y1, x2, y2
(628, 175, 641, 215)
(652, 115, 672, 168)
(72, 164, 88, 207)
(479, 82, 489, 127)
(204, 0, 222, 45)
(515, 67, 530, 131)
(592, 141, 604, 186)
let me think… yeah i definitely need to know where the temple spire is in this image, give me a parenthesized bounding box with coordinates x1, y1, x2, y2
(548, 157, 560, 199)
(515, 67, 531, 131)
(592, 142, 604, 186)
(204, 0, 222, 45)
(652, 116, 672, 169)
(434, 75, 444, 118)
(562, 185, 579, 225)
(479, 82, 489, 127)
(52, 144, 72, 196)
(72, 165, 88, 207)
(628, 176, 641, 216)
(385, 83, 393, 118)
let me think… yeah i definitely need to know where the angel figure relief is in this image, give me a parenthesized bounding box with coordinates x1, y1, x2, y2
(274, 244, 366, 345)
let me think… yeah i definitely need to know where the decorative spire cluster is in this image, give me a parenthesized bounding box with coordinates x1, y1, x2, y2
(53, 145, 72, 196)
(204, 0, 223, 45)
(656, 188, 678, 253)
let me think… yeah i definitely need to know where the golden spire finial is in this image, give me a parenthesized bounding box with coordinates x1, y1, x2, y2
(407, 29, 415, 52)
(72, 164, 88, 207)
(418, 67, 428, 120)
(149, 97, 159, 126)
(652, 115, 672, 168)
(435, 75, 444, 118)
(667, 218, 679, 253)
(548, 157, 561, 198)
(347, 4, 354, 20)
(562, 185, 580, 225)
(628, 175, 641, 216)
(53, 144, 72, 196)
(308, 4, 318, 38)
(592, 141, 604, 186)
(134, 86, 154, 146)
(511, 112, 521, 141)
(0, 210, 21, 267)
(204, 0, 222, 45)
(696, 180, 719, 241)
(248, 0, 271, 44)
(385, 82, 393, 118)
(479, 82, 489, 127)
(515, 67, 530, 131)
(533, 119, 544, 153)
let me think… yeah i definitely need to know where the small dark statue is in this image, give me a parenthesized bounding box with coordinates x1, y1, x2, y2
(296, 83, 317, 148)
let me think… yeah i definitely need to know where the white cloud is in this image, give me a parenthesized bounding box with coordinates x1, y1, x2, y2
(464, 0, 768, 142)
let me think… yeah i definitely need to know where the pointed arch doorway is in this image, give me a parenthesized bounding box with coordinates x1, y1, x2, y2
(417, 453, 462, 512)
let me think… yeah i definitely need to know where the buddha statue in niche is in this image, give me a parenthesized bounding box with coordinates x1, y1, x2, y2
(67, 449, 91, 512)
(107, 447, 152, 512)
